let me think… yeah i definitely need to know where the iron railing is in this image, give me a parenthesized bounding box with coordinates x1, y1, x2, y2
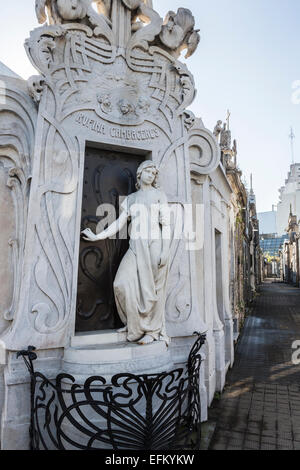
(17, 333, 206, 451)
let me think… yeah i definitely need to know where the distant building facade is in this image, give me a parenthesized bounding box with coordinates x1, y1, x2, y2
(258, 207, 277, 236)
(277, 163, 300, 236)
(280, 208, 300, 286)
(217, 121, 261, 339)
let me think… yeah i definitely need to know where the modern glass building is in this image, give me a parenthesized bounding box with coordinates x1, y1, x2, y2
(260, 235, 287, 257)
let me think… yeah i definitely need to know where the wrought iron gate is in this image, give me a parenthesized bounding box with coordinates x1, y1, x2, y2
(18, 334, 205, 451)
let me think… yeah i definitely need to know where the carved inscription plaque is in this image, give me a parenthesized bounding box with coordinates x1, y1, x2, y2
(76, 147, 144, 332)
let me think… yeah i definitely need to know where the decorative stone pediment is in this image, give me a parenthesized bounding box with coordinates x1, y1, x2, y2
(25, 5, 198, 129)
(34, 1, 200, 59)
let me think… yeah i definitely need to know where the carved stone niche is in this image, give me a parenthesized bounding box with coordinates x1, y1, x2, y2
(75, 146, 144, 333)
(0, 1, 219, 354)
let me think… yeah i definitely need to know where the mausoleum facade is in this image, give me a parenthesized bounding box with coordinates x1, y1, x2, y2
(0, 0, 260, 450)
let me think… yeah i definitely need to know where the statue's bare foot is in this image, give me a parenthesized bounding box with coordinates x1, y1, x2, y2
(138, 335, 155, 345)
(117, 326, 127, 333)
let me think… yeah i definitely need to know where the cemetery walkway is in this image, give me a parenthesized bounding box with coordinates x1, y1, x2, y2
(209, 282, 300, 450)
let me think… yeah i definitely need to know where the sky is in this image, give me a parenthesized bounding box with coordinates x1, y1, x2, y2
(0, 0, 300, 213)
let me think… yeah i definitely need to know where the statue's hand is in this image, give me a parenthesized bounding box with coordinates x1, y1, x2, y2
(159, 253, 169, 269)
(81, 228, 98, 242)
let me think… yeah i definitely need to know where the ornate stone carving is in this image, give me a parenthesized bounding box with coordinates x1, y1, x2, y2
(214, 117, 238, 170)
(97, 0, 152, 20)
(126, 2, 163, 57)
(213, 120, 223, 140)
(118, 98, 135, 115)
(28, 75, 45, 103)
(35, 1, 201, 62)
(122, 0, 141, 9)
(174, 63, 196, 116)
(183, 110, 195, 131)
(35, 0, 154, 26)
(97, 93, 112, 114)
(232, 139, 237, 156)
(159, 8, 200, 59)
(36, 0, 87, 24)
(136, 97, 150, 115)
(36, 0, 105, 24)
(188, 120, 220, 176)
(0, 81, 37, 332)
(224, 139, 238, 171)
(220, 123, 231, 151)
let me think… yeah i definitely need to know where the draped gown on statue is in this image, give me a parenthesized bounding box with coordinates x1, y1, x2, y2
(113, 188, 170, 344)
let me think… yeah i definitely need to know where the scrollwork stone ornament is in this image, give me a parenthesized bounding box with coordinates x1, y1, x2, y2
(0, 83, 36, 337)
(188, 119, 221, 176)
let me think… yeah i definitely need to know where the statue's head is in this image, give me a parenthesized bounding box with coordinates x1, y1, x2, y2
(35, 0, 91, 24)
(36, 0, 151, 24)
(122, 0, 141, 10)
(118, 99, 134, 116)
(136, 160, 159, 190)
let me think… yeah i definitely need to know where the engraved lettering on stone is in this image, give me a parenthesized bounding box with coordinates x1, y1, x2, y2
(76, 113, 106, 134)
(109, 126, 160, 141)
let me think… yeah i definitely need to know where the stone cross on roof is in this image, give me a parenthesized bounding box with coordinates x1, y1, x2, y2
(289, 127, 295, 165)
(226, 109, 231, 130)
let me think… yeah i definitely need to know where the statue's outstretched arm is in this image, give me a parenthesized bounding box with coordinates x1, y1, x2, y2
(82, 211, 128, 242)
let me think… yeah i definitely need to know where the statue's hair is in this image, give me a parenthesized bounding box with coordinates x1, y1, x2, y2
(136, 160, 159, 190)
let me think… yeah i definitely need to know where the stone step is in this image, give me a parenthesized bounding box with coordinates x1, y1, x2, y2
(71, 329, 127, 348)
(63, 338, 173, 379)
(65, 338, 168, 364)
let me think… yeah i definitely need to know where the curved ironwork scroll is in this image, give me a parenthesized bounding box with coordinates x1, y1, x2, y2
(17, 333, 206, 450)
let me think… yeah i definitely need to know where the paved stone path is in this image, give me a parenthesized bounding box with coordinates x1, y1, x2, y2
(209, 283, 300, 450)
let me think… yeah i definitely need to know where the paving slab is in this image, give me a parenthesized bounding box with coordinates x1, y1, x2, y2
(209, 283, 300, 450)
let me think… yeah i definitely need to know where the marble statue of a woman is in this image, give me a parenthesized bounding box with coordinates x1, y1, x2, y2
(82, 161, 170, 346)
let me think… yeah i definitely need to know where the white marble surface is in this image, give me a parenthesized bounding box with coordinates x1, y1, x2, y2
(71, 329, 127, 347)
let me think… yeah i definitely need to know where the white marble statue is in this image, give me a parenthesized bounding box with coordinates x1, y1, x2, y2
(82, 161, 171, 346)
(35, 0, 152, 24)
